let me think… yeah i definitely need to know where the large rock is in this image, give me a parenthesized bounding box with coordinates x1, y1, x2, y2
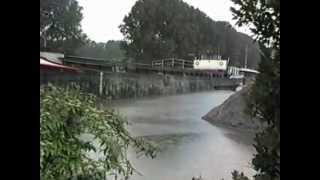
(202, 85, 262, 130)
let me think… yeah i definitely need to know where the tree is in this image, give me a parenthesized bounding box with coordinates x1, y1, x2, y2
(230, 0, 280, 49)
(230, 0, 280, 179)
(119, 0, 260, 67)
(40, 85, 157, 179)
(40, 0, 87, 54)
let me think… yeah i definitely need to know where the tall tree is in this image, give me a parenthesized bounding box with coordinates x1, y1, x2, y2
(119, 0, 261, 67)
(230, 0, 280, 179)
(40, 0, 87, 54)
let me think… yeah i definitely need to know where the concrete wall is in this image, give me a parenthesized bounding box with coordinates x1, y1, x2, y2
(40, 71, 240, 100)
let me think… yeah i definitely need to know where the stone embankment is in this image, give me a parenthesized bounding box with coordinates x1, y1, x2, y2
(40, 71, 240, 100)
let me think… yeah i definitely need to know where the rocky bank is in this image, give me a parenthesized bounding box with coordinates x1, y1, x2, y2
(202, 84, 263, 131)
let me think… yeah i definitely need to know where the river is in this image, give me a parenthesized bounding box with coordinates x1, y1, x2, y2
(110, 91, 256, 180)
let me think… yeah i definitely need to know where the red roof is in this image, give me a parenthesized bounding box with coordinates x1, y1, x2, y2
(40, 57, 80, 72)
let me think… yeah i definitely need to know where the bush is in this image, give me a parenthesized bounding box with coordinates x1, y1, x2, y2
(40, 85, 157, 179)
(231, 170, 250, 180)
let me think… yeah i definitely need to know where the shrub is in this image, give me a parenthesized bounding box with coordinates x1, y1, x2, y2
(40, 85, 157, 179)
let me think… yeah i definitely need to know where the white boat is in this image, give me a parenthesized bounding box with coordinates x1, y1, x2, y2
(193, 59, 228, 71)
(235, 82, 243, 91)
(235, 85, 243, 91)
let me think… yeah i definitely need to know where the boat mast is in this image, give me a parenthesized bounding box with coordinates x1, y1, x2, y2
(244, 45, 248, 69)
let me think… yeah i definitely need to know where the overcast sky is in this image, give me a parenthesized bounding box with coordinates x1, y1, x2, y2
(77, 0, 252, 43)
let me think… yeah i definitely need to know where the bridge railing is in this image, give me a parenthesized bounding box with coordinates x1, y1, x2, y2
(151, 58, 193, 69)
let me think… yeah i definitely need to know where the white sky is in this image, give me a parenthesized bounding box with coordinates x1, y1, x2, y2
(77, 0, 252, 43)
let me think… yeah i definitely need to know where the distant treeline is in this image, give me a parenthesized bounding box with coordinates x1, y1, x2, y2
(119, 0, 261, 68)
(73, 40, 127, 62)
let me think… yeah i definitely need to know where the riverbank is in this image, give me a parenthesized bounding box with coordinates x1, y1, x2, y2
(202, 84, 263, 132)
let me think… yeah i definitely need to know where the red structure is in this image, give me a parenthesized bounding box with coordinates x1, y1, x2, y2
(40, 57, 80, 73)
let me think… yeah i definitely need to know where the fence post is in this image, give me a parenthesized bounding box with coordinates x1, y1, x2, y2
(182, 59, 185, 69)
(99, 71, 104, 96)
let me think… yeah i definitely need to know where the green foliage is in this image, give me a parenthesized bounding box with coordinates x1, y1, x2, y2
(40, 85, 157, 180)
(252, 126, 280, 180)
(230, 0, 280, 180)
(231, 170, 250, 180)
(73, 40, 127, 62)
(119, 0, 260, 68)
(40, 0, 87, 54)
(247, 47, 280, 126)
(245, 47, 280, 180)
(230, 0, 280, 49)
